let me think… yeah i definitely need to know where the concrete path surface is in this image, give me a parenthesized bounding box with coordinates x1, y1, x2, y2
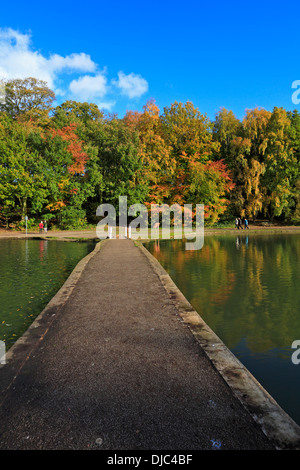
(0, 239, 297, 450)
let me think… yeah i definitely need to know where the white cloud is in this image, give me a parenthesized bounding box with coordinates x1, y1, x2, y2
(0, 28, 149, 110)
(69, 74, 108, 101)
(113, 71, 149, 98)
(0, 28, 31, 50)
(0, 28, 47, 82)
(0, 28, 97, 90)
(47, 53, 97, 75)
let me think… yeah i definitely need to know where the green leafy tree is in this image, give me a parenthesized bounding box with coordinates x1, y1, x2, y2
(0, 115, 48, 223)
(261, 107, 298, 221)
(212, 109, 266, 219)
(0, 77, 55, 121)
(97, 118, 146, 208)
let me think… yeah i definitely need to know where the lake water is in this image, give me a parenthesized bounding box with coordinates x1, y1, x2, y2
(0, 238, 95, 351)
(145, 233, 300, 427)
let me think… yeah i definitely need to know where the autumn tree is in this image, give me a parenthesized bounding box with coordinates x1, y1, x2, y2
(47, 124, 90, 227)
(52, 100, 108, 222)
(212, 107, 242, 160)
(161, 101, 219, 163)
(213, 108, 266, 219)
(159, 101, 232, 223)
(187, 158, 235, 224)
(124, 99, 175, 205)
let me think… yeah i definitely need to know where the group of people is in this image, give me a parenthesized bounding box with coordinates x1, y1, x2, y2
(39, 220, 48, 233)
(235, 217, 248, 230)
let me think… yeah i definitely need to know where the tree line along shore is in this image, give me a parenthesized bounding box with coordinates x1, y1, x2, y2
(1, 77, 300, 231)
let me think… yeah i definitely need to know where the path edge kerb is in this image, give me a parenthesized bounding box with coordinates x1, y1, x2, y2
(136, 241, 300, 451)
(0, 240, 104, 400)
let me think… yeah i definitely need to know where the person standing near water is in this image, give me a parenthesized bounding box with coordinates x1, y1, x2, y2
(44, 221, 47, 233)
(39, 221, 44, 233)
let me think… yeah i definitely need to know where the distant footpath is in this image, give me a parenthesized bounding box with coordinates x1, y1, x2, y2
(204, 224, 300, 235)
(0, 224, 300, 240)
(0, 228, 99, 240)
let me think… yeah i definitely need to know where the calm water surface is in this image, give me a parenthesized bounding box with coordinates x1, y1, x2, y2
(0, 239, 95, 350)
(145, 233, 300, 426)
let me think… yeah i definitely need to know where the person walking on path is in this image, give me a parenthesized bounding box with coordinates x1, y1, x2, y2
(39, 221, 44, 234)
(44, 221, 47, 233)
(235, 218, 239, 229)
(244, 218, 249, 229)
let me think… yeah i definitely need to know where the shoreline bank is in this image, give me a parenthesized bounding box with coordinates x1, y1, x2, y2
(0, 224, 299, 241)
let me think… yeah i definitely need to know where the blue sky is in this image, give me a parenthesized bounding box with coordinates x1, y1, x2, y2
(1, 0, 300, 120)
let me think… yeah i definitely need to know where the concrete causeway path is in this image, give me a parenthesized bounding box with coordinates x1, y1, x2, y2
(0, 239, 299, 450)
